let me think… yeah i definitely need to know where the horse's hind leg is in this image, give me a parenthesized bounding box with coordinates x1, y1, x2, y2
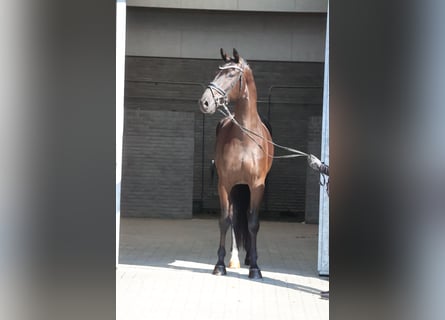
(228, 226, 240, 269)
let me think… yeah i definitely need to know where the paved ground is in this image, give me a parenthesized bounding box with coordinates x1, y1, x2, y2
(117, 217, 329, 320)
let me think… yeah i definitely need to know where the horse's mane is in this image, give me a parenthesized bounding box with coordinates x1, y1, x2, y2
(259, 114, 272, 137)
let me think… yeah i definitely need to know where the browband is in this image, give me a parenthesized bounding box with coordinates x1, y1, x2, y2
(218, 65, 244, 72)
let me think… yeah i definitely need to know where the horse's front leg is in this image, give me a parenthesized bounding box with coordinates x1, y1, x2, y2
(213, 185, 231, 275)
(247, 184, 264, 279)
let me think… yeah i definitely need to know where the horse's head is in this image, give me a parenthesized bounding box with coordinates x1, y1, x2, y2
(199, 48, 247, 114)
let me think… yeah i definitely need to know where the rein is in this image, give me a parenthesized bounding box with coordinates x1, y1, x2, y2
(220, 104, 328, 193)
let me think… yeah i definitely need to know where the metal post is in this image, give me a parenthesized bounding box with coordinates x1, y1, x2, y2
(116, 0, 126, 267)
(318, 3, 329, 276)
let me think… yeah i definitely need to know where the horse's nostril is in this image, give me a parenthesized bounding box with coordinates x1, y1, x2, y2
(204, 101, 209, 107)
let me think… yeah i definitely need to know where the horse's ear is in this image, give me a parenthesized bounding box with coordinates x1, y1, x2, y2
(233, 48, 240, 63)
(220, 48, 230, 62)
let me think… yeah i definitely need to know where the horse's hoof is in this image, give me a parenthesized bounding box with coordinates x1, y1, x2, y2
(212, 265, 227, 276)
(248, 268, 262, 279)
(228, 260, 240, 269)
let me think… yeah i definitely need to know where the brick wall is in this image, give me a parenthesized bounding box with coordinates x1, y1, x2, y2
(121, 110, 194, 218)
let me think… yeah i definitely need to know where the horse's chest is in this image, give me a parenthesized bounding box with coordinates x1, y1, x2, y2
(220, 142, 262, 174)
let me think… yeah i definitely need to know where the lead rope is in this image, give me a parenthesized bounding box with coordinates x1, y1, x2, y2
(218, 104, 309, 159)
(218, 105, 329, 194)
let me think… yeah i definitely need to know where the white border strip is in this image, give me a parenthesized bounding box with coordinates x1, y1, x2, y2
(318, 3, 329, 276)
(116, 0, 126, 267)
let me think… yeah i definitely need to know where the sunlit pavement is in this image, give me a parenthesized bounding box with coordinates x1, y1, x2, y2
(117, 217, 328, 320)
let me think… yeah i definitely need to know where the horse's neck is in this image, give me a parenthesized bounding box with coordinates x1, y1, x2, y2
(233, 81, 259, 128)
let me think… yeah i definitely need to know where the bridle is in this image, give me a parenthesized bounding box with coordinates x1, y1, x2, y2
(206, 64, 244, 110)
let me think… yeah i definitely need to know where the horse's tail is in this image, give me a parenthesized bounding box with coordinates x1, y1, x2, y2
(230, 185, 250, 250)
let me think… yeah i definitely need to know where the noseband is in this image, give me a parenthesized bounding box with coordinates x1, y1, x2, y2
(207, 64, 244, 109)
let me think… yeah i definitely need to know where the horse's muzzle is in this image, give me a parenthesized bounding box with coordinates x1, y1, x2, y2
(199, 91, 216, 114)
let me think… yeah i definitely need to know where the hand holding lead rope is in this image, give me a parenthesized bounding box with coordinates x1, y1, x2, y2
(307, 154, 329, 176)
(307, 154, 323, 171)
(307, 154, 329, 195)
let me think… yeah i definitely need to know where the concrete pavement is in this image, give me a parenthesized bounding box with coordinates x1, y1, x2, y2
(117, 217, 329, 320)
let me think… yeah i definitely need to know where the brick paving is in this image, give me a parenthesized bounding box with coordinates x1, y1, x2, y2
(117, 218, 329, 320)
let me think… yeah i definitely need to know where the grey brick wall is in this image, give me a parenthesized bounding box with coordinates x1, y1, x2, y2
(121, 110, 194, 218)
